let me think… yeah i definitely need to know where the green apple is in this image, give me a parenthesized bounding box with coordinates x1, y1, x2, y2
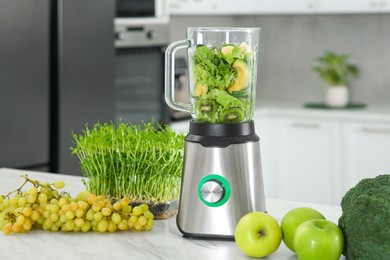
(234, 212, 282, 258)
(281, 207, 325, 252)
(294, 219, 344, 260)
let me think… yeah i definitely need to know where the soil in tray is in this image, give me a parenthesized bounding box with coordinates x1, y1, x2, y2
(131, 200, 179, 220)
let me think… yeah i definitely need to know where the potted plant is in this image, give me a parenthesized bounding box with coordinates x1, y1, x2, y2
(71, 120, 185, 219)
(313, 51, 360, 107)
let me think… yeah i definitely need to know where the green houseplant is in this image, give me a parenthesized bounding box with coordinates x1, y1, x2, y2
(313, 51, 360, 107)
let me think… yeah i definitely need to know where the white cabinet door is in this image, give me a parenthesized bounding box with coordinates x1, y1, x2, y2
(343, 121, 390, 192)
(267, 117, 343, 205)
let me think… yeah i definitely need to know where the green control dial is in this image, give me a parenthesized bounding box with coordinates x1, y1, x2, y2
(198, 174, 231, 207)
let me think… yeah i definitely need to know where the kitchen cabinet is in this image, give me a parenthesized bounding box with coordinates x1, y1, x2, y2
(254, 105, 390, 206)
(169, 0, 390, 15)
(343, 121, 390, 193)
(256, 115, 343, 205)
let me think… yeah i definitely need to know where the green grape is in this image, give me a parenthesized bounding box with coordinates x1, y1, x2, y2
(60, 214, 68, 223)
(39, 187, 49, 195)
(23, 219, 32, 231)
(61, 204, 71, 213)
(51, 190, 59, 198)
(144, 210, 154, 220)
(75, 208, 84, 218)
(58, 197, 67, 208)
(101, 207, 111, 216)
(29, 187, 38, 196)
(113, 201, 122, 211)
(85, 209, 94, 221)
(0, 195, 5, 204)
(111, 212, 121, 225)
(43, 210, 51, 219)
(12, 223, 22, 233)
(22, 206, 33, 217)
(96, 195, 105, 202)
(50, 205, 60, 214)
(134, 222, 143, 231)
(87, 194, 97, 205)
(65, 210, 75, 220)
(122, 205, 132, 215)
(92, 202, 102, 212)
(53, 180, 65, 189)
(118, 220, 128, 231)
(9, 197, 18, 206)
(75, 190, 90, 202)
(31, 210, 40, 221)
(43, 219, 53, 231)
(69, 202, 78, 211)
(77, 200, 89, 211)
(147, 219, 154, 228)
(2, 222, 12, 234)
(16, 215, 26, 225)
(50, 224, 59, 232)
(132, 206, 142, 216)
(128, 215, 138, 229)
(81, 220, 92, 232)
(108, 221, 117, 233)
(74, 217, 84, 228)
(145, 219, 154, 231)
(137, 216, 147, 226)
(36, 216, 45, 225)
(139, 204, 148, 214)
(62, 220, 75, 232)
(120, 197, 130, 207)
(38, 193, 48, 203)
(27, 194, 37, 204)
(14, 207, 24, 215)
(97, 219, 108, 232)
(50, 213, 59, 222)
(93, 212, 103, 221)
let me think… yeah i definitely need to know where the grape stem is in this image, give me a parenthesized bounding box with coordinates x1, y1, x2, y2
(3, 175, 56, 198)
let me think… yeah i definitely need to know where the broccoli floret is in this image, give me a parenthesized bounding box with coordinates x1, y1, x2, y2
(338, 174, 390, 259)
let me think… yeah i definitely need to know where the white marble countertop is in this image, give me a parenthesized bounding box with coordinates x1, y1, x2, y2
(0, 168, 345, 260)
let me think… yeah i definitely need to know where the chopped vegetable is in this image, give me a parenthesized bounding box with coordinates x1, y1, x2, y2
(191, 42, 255, 124)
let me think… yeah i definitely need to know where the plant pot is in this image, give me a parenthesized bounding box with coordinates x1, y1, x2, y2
(131, 199, 179, 220)
(325, 86, 349, 108)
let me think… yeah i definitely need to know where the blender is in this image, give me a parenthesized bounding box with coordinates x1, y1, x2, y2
(165, 27, 266, 239)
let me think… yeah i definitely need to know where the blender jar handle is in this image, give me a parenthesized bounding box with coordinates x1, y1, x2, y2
(165, 39, 192, 114)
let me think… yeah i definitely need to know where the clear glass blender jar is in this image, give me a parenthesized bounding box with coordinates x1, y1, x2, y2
(165, 27, 260, 124)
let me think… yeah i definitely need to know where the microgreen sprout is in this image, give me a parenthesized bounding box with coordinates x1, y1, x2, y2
(71, 120, 184, 203)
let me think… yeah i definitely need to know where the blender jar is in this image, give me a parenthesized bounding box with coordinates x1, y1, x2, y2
(165, 27, 260, 124)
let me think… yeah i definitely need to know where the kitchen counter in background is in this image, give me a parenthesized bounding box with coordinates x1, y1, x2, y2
(170, 102, 390, 206)
(170, 102, 390, 133)
(256, 101, 390, 122)
(0, 168, 345, 259)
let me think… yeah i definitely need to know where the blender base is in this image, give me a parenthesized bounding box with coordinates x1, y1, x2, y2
(176, 127, 266, 238)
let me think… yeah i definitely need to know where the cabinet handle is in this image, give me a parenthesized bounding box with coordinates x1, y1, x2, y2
(361, 127, 390, 134)
(291, 122, 320, 129)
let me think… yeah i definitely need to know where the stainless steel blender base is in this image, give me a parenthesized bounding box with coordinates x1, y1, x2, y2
(176, 140, 266, 238)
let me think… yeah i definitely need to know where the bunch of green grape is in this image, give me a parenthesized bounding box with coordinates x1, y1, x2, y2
(0, 175, 154, 235)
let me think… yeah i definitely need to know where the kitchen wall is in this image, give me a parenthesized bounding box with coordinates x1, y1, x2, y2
(169, 14, 390, 106)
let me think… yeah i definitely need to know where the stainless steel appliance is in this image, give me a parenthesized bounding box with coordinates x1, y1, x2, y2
(0, 0, 115, 175)
(165, 27, 266, 239)
(114, 0, 170, 124)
